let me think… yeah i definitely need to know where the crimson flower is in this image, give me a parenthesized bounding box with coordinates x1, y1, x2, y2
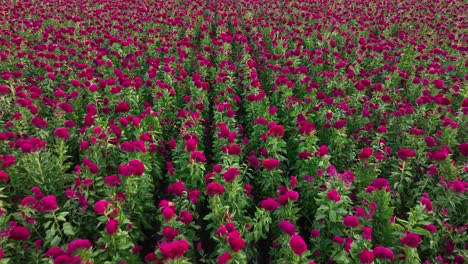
(159, 240, 189, 260)
(262, 158, 279, 170)
(289, 234, 307, 256)
(401, 232, 422, 248)
(397, 148, 416, 161)
(359, 249, 374, 264)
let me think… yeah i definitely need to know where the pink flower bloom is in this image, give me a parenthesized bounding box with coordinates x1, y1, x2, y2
(161, 206, 176, 221)
(178, 210, 193, 225)
(206, 182, 225, 196)
(228, 233, 245, 252)
(424, 224, 437, 233)
(104, 175, 121, 187)
(268, 124, 284, 137)
(332, 235, 344, 244)
(318, 145, 329, 156)
(327, 189, 341, 202)
(129, 159, 145, 176)
(66, 239, 91, 255)
(93, 200, 107, 214)
(279, 221, 296, 236)
(167, 181, 185, 196)
(40, 195, 58, 212)
(260, 198, 279, 211)
(262, 158, 279, 170)
(359, 249, 374, 263)
(159, 240, 189, 260)
(289, 234, 307, 256)
(223, 168, 239, 183)
(343, 216, 360, 227)
(118, 164, 135, 177)
(54, 128, 69, 140)
(162, 226, 179, 241)
(44, 247, 65, 258)
(310, 229, 320, 238)
(362, 226, 373, 240)
(106, 219, 119, 235)
(0, 170, 9, 182)
(420, 197, 433, 211)
(359, 148, 373, 159)
(397, 148, 416, 161)
(333, 119, 347, 129)
(191, 151, 206, 162)
(458, 142, 468, 156)
(9, 225, 30, 241)
(218, 252, 232, 264)
(373, 246, 394, 261)
(401, 232, 422, 248)
(185, 139, 197, 152)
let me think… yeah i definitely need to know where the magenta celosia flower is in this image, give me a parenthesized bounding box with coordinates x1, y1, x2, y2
(188, 190, 200, 203)
(0, 170, 9, 182)
(191, 151, 206, 162)
(368, 178, 390, 192)
(162, 226, 179, 241)
(332, 235, 344, 244)
(268, 124, 284, 137)
(66, 239, 91, 255)
(362, 226, 373, 240)
(359, 148, 373, 159)
(318, 145, 329, 156)
(420, 197, 433, 211)
(104, 175, 121, 187)
(359, 249, 374, 263)
(161, 206, 176, 221)
(53, 128, 69, 140)
(206, 182, 226, 196)
(185, 139, 197, 152)
(373, 246, 394, 261)
(397, 148, 416, 161)
(225, 144, 241, 155)
(44, 247, 65, 258)
(218, 252, 232, 264)
(260, 198, 279, 211)
(458, 142, 468, 156)
(333, 119, 347, 129)
(448, 180, 465, 193)
(129, 159, 145, 176)
(106, 219, 119, 235)
(114, 101, 130, 113)
(159, 240, 189, 260)
(310, 229, 320, 238)
(228, 233, 245, 252)
(279, 221, 296, 236)
(289, 234, 307, 256)
(167, 181, 185, 196)
(118, 164, 135, 177)
(327, 189, 341, 202)
(31, 116, 48, 129)
(424, 224, 437, 233)
(178, 210, 193, 225)
(262, 158, 279, 170)
(93, 200, 107, 214)
(223, 167, 239, 182)
(343, 216, 360, 227)
(401, 232, 422, 248)
(9, 225, 30, 241)
(40, 195, 58, 212)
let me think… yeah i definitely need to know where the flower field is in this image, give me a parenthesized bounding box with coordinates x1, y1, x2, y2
(0, 0, 467, 263)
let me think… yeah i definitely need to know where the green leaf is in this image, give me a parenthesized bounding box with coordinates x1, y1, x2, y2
(329, 210, 337, 222)
(63, 222, 75, 236)
(50, 235, 61, 247)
